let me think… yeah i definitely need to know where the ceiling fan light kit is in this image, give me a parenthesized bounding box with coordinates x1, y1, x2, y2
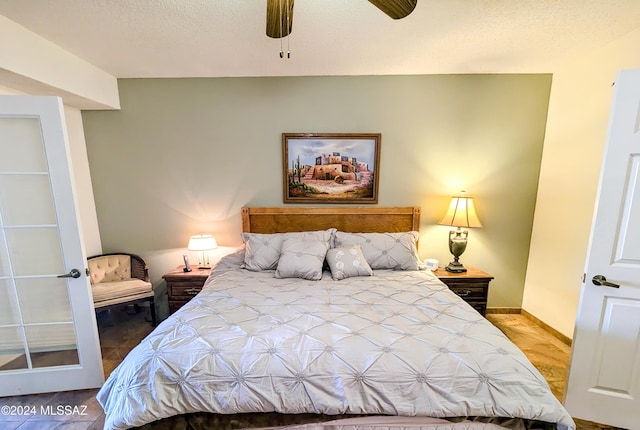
(266, 0, 294, 39)
(368, 0, 418, 20)
(265, 0, 417, 58)
(266, 0, 294, 59)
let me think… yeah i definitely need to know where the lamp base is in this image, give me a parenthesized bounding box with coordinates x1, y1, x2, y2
(197, 265, 211, 270)
(445, 261, 467, 273)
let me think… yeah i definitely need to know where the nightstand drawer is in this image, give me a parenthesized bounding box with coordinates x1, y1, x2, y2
(468, 302, 487, 315)
(168, 301, 187, 315)
(168, 282, 203, 299)
(448, 285, 486, 301)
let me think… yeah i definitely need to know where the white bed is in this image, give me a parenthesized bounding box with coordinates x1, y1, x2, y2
(96, 207, 575, 430)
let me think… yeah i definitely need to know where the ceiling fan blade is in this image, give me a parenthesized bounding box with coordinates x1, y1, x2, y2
(368, 0, 417, 19)
(266, 0, 294, 38)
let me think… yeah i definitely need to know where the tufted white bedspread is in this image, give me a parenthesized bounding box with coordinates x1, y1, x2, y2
(97, 261, 575, 430)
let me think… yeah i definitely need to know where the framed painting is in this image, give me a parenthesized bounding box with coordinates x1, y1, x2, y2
(283, 133, 381, 204)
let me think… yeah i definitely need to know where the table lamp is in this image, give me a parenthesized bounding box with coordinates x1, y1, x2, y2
(437, 191, 482, 273)
(187, 234, 218, 269)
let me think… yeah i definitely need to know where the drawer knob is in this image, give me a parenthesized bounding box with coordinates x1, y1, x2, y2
(185, 288, 200, 295)
(455, 289, 471, 297)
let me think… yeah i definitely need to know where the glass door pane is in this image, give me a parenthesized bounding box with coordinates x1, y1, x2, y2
(0, 116, 78, 373)
(0, 326, 27, 370)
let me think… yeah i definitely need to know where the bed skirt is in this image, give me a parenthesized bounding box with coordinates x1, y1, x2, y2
(132, 412, 560, 430)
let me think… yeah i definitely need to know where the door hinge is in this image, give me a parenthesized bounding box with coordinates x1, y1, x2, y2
(582, 273, 586, 283)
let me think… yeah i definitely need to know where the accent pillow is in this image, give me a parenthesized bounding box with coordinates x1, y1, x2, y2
(326, 244, 373, 280)
(241, 229, 335, 271)
(274, 238, 329, 281)
(334, 231, 420, 270)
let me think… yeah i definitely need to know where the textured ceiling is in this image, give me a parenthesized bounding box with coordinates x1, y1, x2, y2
(1, 0, 640, 78)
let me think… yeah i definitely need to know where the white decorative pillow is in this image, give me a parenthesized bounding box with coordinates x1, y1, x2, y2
(241, 229, 335, 271)
(334, 231, 420, 270)
(275, 238, 329, 281)
(326, 244, 373, 280)
(241, 233, 283, 271)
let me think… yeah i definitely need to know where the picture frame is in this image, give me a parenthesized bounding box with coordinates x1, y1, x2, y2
(283, 133, 381, 204)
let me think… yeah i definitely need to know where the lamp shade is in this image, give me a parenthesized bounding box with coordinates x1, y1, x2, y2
(438, 195, 482, 228)
(187, 234, 218, 251)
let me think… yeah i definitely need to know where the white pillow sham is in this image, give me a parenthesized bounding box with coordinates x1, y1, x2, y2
(333, 231, 420, 271)
(241, 229, 335, 271)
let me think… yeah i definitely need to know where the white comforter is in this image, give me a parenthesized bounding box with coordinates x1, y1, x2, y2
(97, 261, 575, 430)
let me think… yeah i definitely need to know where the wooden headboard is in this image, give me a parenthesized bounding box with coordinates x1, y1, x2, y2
(241, 207, 421, 233)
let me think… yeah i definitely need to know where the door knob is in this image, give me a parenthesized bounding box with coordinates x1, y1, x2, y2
(57, 268, 82, 279)
(592, 275, 620, 288)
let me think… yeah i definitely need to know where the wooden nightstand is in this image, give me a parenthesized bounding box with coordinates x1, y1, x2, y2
(163, 266, 212, 315)
(433, 266, 493, 316)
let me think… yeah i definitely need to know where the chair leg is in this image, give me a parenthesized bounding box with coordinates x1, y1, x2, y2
(149, 298, 157, 327)
(96, 308, 114, 327)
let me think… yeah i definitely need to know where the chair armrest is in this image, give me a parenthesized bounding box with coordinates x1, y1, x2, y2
(129, 254, 150, 282)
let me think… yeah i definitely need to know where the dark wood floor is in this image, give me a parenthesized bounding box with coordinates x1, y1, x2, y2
(0, 309, 626, 429)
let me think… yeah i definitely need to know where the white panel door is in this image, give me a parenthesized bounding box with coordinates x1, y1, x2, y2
(0, 95, 103, 396)
(564, 69, 640, 428)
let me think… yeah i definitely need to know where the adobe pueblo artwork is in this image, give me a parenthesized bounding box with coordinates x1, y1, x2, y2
(282, 133, 380, 203)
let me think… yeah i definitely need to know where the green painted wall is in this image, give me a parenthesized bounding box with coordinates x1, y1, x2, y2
(82, 74, 551, 310)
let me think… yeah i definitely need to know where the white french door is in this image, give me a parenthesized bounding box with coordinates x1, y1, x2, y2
(0, 95, 103, 396)
(564, 69, 640, 428)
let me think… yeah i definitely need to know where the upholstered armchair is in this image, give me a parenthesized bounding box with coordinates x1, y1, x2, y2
(87, 252, 156, 326)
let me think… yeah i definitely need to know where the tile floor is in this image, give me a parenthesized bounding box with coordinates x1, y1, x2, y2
(0, 309, 626, 429)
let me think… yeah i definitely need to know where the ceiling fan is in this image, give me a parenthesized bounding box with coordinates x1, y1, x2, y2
(266, 0, 418, 56)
